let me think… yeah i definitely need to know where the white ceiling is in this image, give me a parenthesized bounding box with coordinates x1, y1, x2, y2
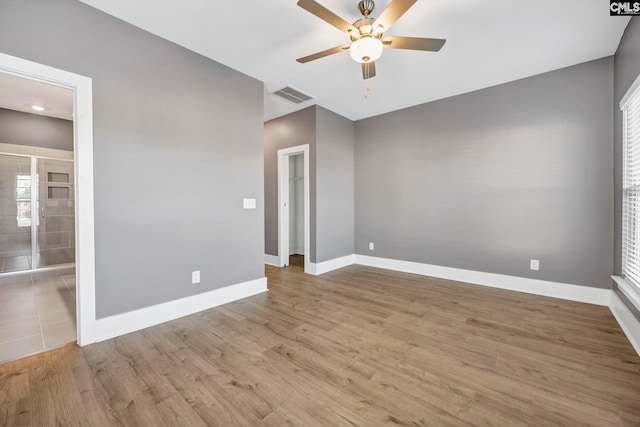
(0, 72, 73, 120)
(78, 0, 629, 122)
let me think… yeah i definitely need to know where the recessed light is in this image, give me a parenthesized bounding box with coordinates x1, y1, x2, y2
(31, 105, 45, 111)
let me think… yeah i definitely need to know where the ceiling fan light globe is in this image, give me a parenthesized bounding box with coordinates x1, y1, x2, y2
(349, 36, 383, 63)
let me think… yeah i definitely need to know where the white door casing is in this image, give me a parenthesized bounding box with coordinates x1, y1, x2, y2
(277, 144, 310, 272)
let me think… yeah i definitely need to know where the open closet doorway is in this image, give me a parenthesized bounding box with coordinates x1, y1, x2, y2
(288, 154, 305, 266)
(277, 144, 310, 273)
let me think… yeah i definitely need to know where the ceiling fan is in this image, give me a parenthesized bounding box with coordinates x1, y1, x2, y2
(296, 0, 446, 80)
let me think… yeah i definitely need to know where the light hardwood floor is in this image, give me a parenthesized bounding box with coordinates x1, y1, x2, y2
(1, 262, 640, 426)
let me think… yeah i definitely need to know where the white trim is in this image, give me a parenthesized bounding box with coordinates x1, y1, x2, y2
(277, 151, 288, 267)
(264, 254, 280, 266)
(0, 53, 96, 346)
(307, 254, 355, 275)
(609, 291, 640, 357)
(354, 255, 611, 306)
(620, 72, 640, 110)
(277, 144, 310, 272)
(612, 275, 640, 312)
(95, 277, 268, 342)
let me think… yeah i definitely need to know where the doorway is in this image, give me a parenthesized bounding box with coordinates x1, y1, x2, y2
(0, 52, 96, 354)
(278, 144, 310, 272)
(288, 154, 305, 267)
(0, 75, 78, 363)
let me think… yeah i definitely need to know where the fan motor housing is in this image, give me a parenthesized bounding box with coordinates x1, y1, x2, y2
(358, 0, 375, 16)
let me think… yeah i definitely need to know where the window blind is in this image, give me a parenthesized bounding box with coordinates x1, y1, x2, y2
(622, 81, 640, 290)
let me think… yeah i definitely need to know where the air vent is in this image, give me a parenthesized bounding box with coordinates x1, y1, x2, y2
(272, 85, 314, 104)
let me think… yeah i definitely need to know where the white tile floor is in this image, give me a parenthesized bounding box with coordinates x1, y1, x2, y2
(0, 274, 76, 364)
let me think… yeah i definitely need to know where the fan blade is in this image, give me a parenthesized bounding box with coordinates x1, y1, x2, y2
(297, 45, 350, 63)
(373, 0, 417, 33)
(297, 0, 357, 34)
(361, 62, 376, 79)
(382, 36, 446, 52)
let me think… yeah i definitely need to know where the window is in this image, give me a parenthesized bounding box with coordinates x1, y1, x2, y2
(16, 174, 31, 227)
(622, 76, 640, 290)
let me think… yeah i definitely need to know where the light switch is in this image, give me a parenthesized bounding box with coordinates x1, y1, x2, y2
(243, 198, 256, 209)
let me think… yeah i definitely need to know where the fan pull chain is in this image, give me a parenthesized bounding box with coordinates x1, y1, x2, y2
(364, 84, 371, 99)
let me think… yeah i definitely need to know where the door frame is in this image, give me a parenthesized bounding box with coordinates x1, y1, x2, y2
(277, 144, 310, 272)
(0, 52, 97, 346)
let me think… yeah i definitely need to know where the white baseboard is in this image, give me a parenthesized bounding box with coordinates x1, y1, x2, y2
(609, 291, 640, 356)
(307, 254, 355, 276)
(264, 254, 280, 266)
(95, 277, 268, 342)
(288, 247, 304, 255)
(354, 254, 611, 306)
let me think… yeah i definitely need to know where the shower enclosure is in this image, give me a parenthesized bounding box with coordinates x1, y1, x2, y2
(0, 152, 75, 274)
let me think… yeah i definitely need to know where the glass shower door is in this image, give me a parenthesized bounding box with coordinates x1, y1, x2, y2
(0, 154, 32, 273)
(36, 158, 75, 268)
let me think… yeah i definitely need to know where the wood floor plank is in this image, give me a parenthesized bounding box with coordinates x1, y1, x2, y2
(28, 346, 88, 426)
(1, 262, 639, 426)
(0, 367, 31, 426)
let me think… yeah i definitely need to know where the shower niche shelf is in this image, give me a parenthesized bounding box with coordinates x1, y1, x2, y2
(46, 172, 71, 200)
(47, 172, 69, 183)
(47, 186, 70, 199)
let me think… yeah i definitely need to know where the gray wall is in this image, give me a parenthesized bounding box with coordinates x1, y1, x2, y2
(614, 17, 640, 318)
(316, 106, 354, 262)
(264, 106, 355, 264)
(0, 108, 73, 151)
(0, 0, 265, 318)
(264, 106, 316, 261)
(355, 57, 614, 289)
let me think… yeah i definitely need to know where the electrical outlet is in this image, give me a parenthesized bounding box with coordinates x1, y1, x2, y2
(369, 242, 375, 250)
(530, 259, 539, 271)
(192, 270, 200, 284)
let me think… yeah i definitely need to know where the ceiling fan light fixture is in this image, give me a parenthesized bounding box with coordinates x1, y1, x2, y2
(349, 36, 383, 63)
(296, 0, 446, 80)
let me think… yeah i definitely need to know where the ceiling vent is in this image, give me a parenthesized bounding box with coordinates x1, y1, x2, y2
(272, 85, 314, 104)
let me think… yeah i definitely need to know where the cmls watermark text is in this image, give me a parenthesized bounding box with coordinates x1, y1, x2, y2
(610, 1, 640, 15)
